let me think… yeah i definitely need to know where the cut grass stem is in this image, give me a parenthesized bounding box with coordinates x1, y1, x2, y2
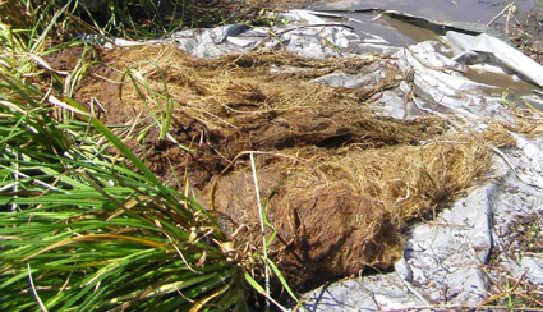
(250, 151, 270, 311)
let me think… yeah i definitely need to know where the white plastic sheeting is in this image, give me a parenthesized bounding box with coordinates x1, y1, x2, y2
(447, 31, 543, 88)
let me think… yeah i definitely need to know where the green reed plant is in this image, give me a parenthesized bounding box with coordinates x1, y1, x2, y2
(0, 2, 246, 311)
(0, 67, 250, 312)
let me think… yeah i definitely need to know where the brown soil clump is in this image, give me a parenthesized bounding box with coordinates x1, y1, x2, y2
(43, 44, 491, 291)
(202, 135, 490, 289)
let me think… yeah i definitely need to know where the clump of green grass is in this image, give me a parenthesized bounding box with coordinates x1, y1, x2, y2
(0, 55, 249, 312)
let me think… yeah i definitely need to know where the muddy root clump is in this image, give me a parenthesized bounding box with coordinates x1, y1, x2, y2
(202, 135, 491, 290)
(43, 44, 493, 292)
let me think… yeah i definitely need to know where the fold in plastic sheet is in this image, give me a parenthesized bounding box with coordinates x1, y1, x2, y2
(446, 31, 543, 88)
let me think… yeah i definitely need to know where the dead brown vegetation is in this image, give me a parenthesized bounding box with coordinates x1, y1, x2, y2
(44, 44, 493, 291)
